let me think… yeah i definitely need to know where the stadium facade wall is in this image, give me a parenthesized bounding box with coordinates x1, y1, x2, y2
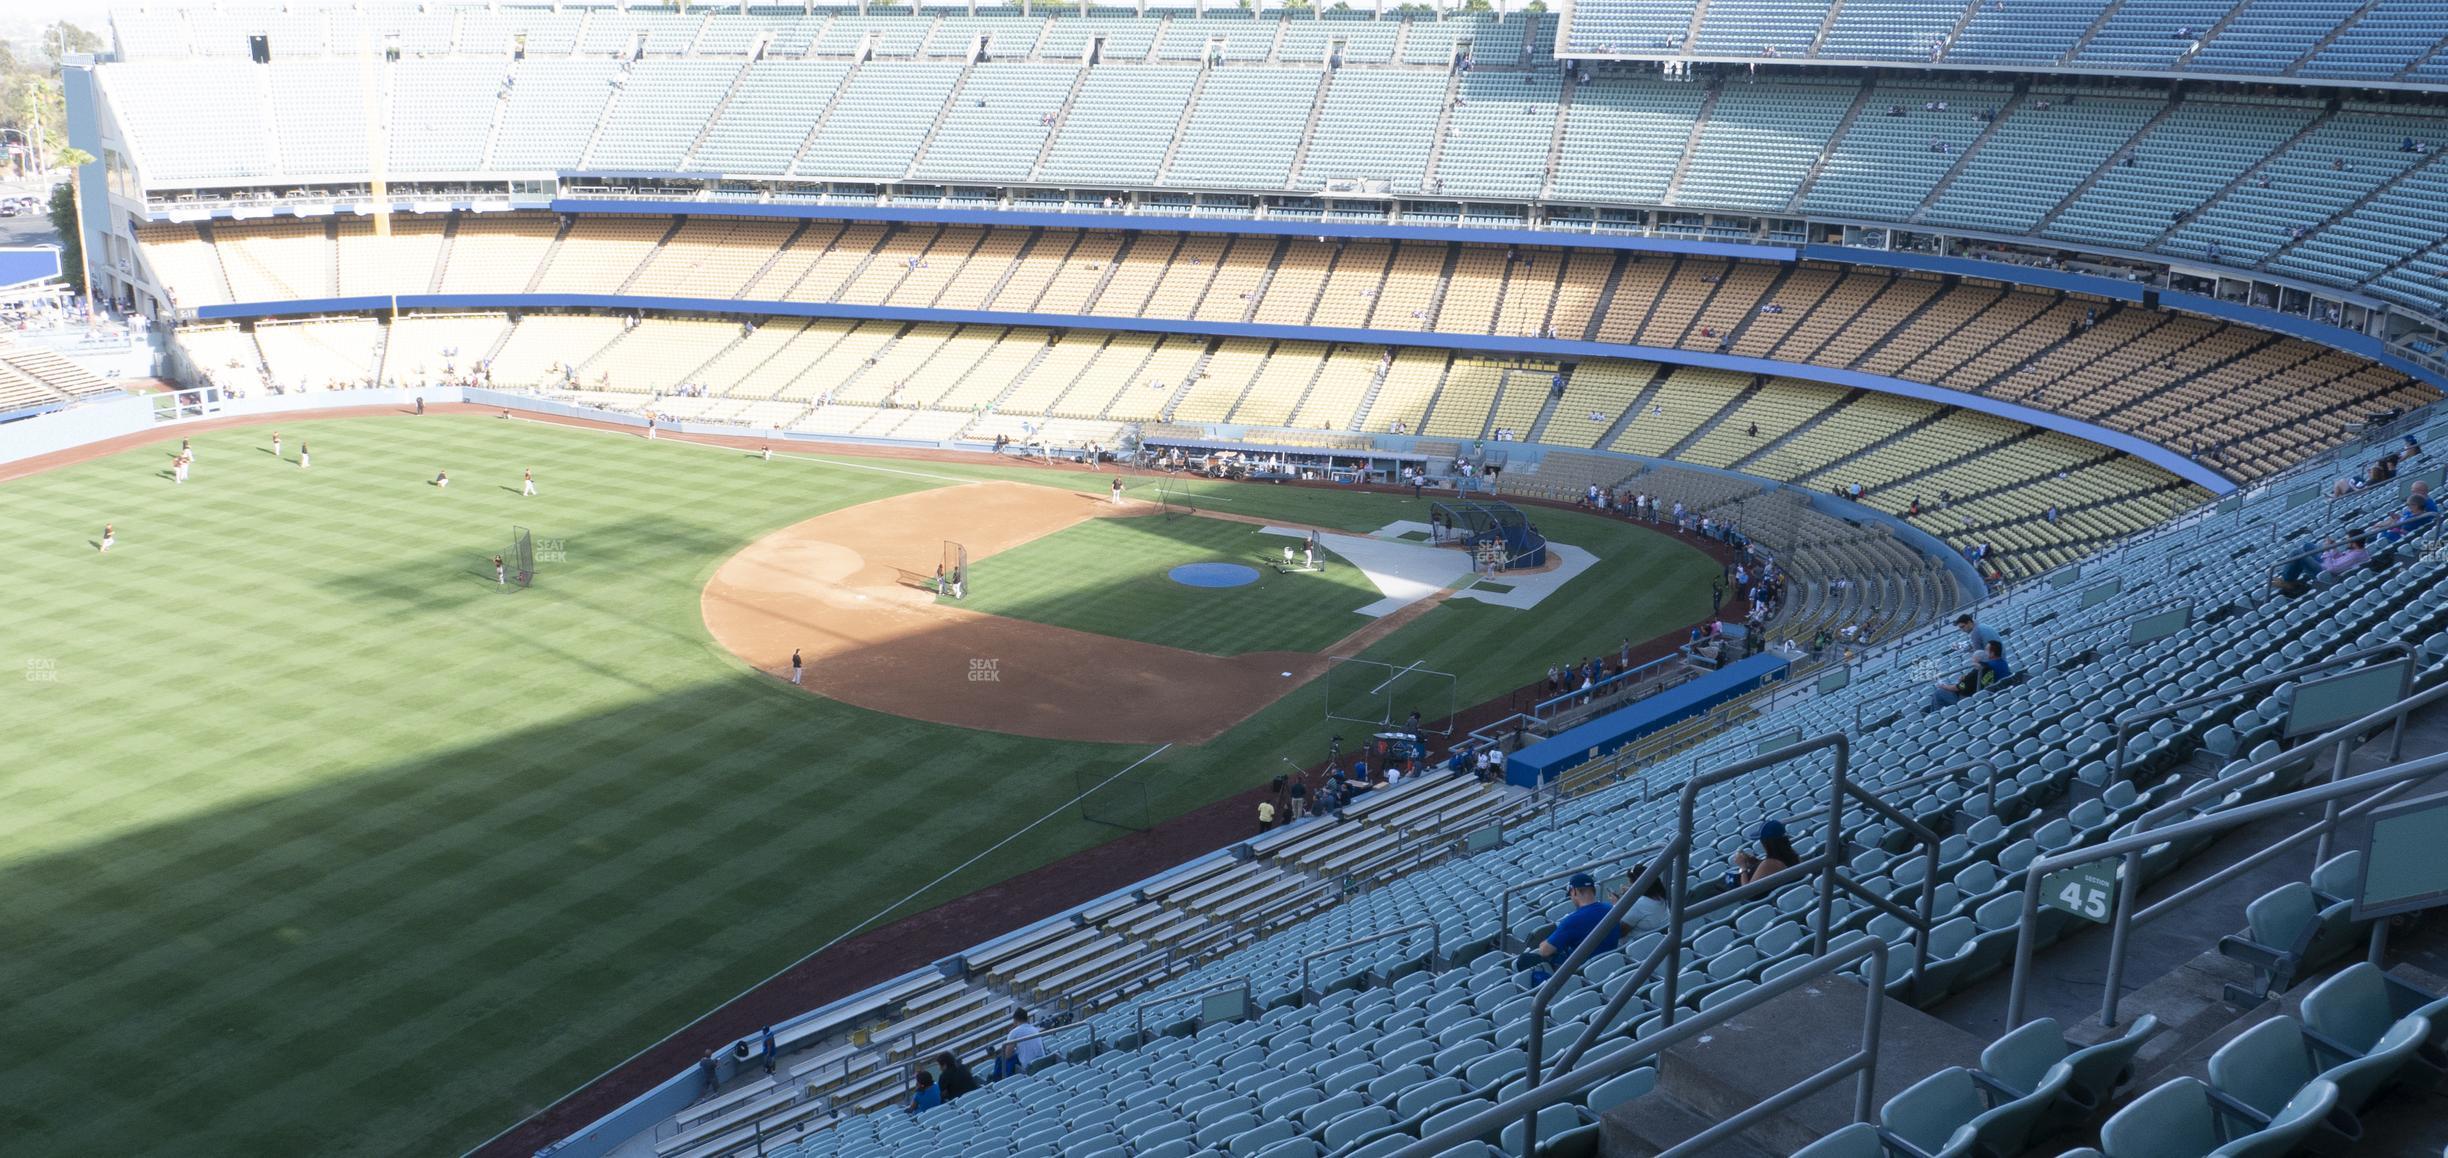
(195, 290, 2240, 494)
(59, 57, 109, 301)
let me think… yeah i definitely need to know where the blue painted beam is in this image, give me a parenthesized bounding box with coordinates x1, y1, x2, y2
(1802, 244, 2150, 304)
(550, 199, 1802, 261)
(193, 291, 2237, 492)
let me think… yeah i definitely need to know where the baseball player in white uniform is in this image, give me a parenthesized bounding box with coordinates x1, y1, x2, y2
(522, 468, 537, 497)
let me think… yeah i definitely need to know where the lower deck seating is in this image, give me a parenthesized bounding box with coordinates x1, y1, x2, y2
(229, 309, 2194, 572)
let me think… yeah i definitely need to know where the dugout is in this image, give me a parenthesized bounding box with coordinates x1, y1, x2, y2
(1505, 652, 1791, 787)
(1138, 431, 1430, 485)
(1433, 498, 1546, 570)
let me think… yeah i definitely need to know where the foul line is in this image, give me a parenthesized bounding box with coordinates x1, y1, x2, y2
(503, 411, 980, 486)
(470, 743, 1174, 1156)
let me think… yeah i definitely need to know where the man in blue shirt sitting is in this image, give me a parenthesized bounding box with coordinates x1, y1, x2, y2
(1515, 872, 1622, 982)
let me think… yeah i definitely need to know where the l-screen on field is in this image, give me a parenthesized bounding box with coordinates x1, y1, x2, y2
(0, 412, 1720, 1158)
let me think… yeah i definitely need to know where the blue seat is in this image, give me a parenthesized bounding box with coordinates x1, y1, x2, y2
(2301, 963, 2442, 1112)
(1790, 1122, 1884, 1158)
(1877, 1061, 2067, 1158)
(2098, 1075, 2338, 1158)
(2217, 882, 2356, 1003)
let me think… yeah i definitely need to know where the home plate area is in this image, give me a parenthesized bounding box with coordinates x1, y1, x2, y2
(1256, 521, 1597, 616)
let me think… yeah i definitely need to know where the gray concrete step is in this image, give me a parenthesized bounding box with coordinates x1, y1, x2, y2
(1600, 976, 1987, 1156)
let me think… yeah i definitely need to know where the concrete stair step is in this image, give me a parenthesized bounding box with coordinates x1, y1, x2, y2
(1601, 977, 1987, 1156)
(1599, 1090, 1779, 1158)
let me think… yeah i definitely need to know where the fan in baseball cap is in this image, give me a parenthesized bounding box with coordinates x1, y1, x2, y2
(1513, 870, 1622, 979)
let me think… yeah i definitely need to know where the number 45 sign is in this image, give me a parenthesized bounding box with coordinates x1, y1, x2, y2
(2041, 861, 2120, 924)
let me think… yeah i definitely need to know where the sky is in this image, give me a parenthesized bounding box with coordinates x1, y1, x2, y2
(0, 1, 117, 53)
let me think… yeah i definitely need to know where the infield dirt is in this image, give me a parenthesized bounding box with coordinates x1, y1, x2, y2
(699, 480, 1445, 743)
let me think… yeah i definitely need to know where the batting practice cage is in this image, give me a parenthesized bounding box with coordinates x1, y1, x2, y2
(1074, 747, 1176, 832)
(1433, 499, 1547, 570)
(1155, 478, 1199, 519)
(939, 541, 968, 599)
(1323, 657, 1460, 735)
(508, 526, 536, 588)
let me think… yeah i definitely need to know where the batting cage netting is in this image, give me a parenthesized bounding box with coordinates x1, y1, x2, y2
(1322, 657, 1459, 735)
(1156, 478, 1199, 520)
(1075, 748, 1169, 831)
(508, 526, 536, 588)
(1432, 499, 1547, 571)
(939, 541, 968, 599)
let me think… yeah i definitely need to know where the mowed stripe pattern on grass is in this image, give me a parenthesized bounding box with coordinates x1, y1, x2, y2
(0, 417, 1150, 1157)
(0, 420, 1726, 1158)
(953, 512, 1386, 655)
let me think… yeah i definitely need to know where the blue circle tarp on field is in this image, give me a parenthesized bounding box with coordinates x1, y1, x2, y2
(1169, 562, 1262, 589)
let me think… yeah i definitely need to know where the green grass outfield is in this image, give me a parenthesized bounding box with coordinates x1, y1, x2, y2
(954, 512, 1383, 655)
(0, 416, 1720, 1158)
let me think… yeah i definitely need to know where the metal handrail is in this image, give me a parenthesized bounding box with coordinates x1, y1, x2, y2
(2003, 678, 2448, 1028)
(1876, 759, 2002, 807)
(1298, 921, 1441, 1002)
(1517, 732, 1942, 1153)
(1129, 976, 1252, 1048)
(1532, 653, 1682, 717)
(2031, 596, 2193, 674)
(2258, 500, 2441, 584)
(1533, 743, 1950, 1091)
(1392, 937, 1892, 1158)
(2104, 640, 2414, 784)
(1497, 846, 1668, 952)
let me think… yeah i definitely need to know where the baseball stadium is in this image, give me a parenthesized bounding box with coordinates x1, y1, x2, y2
(8, 3, 2448, 1157)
